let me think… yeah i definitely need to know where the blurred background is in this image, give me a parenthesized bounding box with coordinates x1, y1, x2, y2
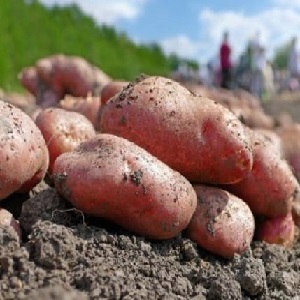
(2, 0, 300, 94)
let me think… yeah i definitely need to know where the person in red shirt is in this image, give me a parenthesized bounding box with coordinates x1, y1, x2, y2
(219, 31, 232, 89)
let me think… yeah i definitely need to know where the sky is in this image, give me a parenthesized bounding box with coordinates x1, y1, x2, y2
(39, 0, 300, 65)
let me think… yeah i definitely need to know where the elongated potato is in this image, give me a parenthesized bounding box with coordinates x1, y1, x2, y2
(186, 185, 255, 258)
(100, 76, 252, 184)
(0, 100, 49, 198)
(52, 134, 197, 239)
(225, 129, 296, 217)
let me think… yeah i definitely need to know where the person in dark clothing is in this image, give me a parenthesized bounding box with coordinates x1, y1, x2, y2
(219, 31, 232, 89)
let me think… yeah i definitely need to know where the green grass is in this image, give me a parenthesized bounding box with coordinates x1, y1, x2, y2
(0, 0, 198, 92)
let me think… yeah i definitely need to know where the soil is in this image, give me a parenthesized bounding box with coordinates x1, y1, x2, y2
(1, 93, 300, 299)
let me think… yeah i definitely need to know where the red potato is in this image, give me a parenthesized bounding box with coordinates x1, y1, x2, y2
(58, 95, 101, 129)
(18, 67, 39, 95)
(52, 134, 197, 240)
(100, 76, 253, 184)
(257, 213, 295, 247)
(186, 185, 255, 258)
(35, 108, 96, 174)
(19, 55, 112, 110)
(0, 208, 22, 238)
(237, 109, 275, 130)
(36, 54, 65, 97)
(100, 80, 129, 105)
(254, 129, 282, 157)
(0, 100, 49, 198)
(36, 55, 111, 97)
(225, 129, 296, 217)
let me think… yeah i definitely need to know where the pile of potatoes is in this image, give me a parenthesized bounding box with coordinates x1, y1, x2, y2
(1, 74, 300, 259)
(19, 54, 111, 108)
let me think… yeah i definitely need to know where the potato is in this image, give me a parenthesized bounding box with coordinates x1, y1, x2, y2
(18, 66, 39, 95)
(36, 54, 65, 97)
(0, 100, 49, 198)
(20, 55, 112, 109)
(239, 109, 275, 130)
(100, 76, 253, 184)
(36, 55, 111, 97)
(35, 108, 96, 174)
(225, 129, 296, 217)
(100, 80, 129, 105)
(254, 129, 282, 157)
(256, 213, 295, 247)
(52, 133, 197, 240)
(0, 208, 22, 238)
(58, 95, 101, 129)
(185, 185, 255, 258)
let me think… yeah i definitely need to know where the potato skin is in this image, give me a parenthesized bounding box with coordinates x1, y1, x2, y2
(52, 133, 197, 239)
(0, 100, 49, 198)
(100, 81, 129, 105)
(35, 108, 96, 174)
(185, 185, 255, 258)
(225, 129, 296, 217)
(256, 213, 295, 247)
(100, 76, 252, 184)
(58, 95, 101, 130)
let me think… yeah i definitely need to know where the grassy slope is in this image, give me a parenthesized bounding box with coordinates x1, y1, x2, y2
(0, 0, 195, 91)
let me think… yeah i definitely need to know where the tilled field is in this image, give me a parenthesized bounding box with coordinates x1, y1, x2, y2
(0, 182, 299, 300)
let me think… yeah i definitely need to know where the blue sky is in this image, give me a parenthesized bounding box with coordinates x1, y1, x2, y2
(40, 0, 300, 65)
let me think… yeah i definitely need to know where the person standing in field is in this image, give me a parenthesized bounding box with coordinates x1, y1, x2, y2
(251, 46, 267, 100)
(219, 31, 232, 89)
(287, 37, 300, 90)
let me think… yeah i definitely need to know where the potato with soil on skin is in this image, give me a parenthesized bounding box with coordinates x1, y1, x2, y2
(52, 134, 197, 240)
(256, 213, 295, 247)
(235, 108, 275, 130)
(0, 100, 49, 198)
(100, 76, 253, 184)
(224, 129, 297, 217)
(35, 108, 96, 175)
(0, 208, 22, 238)
(185, 185, 255, 258)
(100, 80, 129, 105)
(254, 129, 283, 157)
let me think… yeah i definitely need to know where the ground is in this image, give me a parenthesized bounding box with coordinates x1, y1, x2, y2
(0, 92, 300, 300)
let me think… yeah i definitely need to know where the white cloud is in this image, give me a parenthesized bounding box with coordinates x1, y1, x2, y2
(199, 7, 300, 63)
(159, 35, 202, 60)
(39, 0, 147, 24)
(273, 0, 300, 7)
